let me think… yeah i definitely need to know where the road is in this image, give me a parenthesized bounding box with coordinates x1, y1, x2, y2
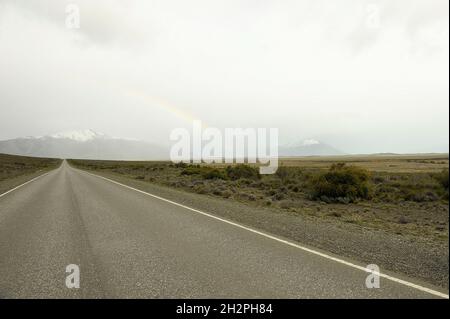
(0, 161, 447, 298)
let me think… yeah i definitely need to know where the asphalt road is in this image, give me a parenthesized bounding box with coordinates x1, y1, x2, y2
(0, 161, 447, 298)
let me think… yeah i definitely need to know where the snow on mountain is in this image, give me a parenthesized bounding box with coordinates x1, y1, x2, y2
(49, 129, 107, 142)
(301, 139, 320, 146)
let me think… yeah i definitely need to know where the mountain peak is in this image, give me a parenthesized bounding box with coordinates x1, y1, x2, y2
(48, 129, 107, 142)
(280, 139, 344, 156)
(284, 138, 322, 148)
(301, 139, 320, 146)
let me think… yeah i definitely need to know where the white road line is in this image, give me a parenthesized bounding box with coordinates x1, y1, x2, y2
(81, 169, 449, 299)
(0, 171, 51, 199)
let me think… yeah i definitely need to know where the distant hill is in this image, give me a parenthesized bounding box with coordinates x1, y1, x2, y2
(0, 129, 169, 160)
(279, 139, 344, 157)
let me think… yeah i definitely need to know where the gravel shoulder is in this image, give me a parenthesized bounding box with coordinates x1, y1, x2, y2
(80, 168, 449, 289)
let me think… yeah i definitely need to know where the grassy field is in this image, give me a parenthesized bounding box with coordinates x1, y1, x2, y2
(0, 153, 62, 193)
(280, 154, 449, 173)
(68, 154, 449, 243)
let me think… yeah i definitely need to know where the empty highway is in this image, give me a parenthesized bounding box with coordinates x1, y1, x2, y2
(0, 161, 447, 298)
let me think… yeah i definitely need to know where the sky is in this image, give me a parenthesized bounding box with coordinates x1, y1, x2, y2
(0, 0, 448, 154)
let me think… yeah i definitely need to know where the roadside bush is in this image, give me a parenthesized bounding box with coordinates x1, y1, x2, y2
(372, 175, 385, 184)
(275, 166, 290, 180)
(310, 163, 371, 203)
(226, 164, 260, 180)
(275, 166, 304, 182)
(434, 169, 449, 200)
(181, 165, 227, 180)
(180, 166, 203, 176)
(193, 184, 208, 194)
(403, 189, 439, 202)
(272, 192, 285, 201)
(202, 169, 227, 180)
(174, 162, 188, 168)
(434, 169, 449, 190)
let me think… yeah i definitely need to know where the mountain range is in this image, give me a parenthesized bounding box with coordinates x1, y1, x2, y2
(0, 130, 168, 160)
(278, 139, 344, 157)
(0, 130, 344, 160)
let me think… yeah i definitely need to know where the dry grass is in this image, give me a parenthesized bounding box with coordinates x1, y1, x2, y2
(0, 153, 62, 182)
(279, 154, 449, 173)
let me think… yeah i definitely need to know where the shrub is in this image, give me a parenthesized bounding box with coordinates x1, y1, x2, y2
(275, 166, 290, 180)
(434, 169, 449, 190)
(272, 192, 285, 201)
(403, 189, 439, 202)
(202, 169, 227, 180)
(193, 184, 207, 194)
(372, 175, 385, 184)
(226, 164, 260, 180)
(310, 163, 371, 203)
(433, 169, 449, 200)
(174, 162, 188, 168)
(180, 166, 203, 176)
(236, 178, 253, 186)
(181, 166, 227, 180)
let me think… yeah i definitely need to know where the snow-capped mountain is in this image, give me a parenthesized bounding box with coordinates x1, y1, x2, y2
(0, 130, 169, 160)
(48, 129, 108, 142)
(279, 139, 344, 157)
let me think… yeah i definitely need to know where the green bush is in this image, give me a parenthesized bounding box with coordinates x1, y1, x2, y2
(275, 166, 290, 180)
(310, 163, 371, 203)
(434, 169, 449, 200)
(226, 164, 260, 180)
(202, 169, 227, 180)
(173, 162, 188, 168)
(434, 169, 449, 190)
(180, 166, 204, 176)
(181, 165, 227, 180)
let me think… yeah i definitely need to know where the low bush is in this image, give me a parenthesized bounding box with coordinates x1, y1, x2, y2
(180, 166, 204, 176)
(434, 169, 449, 200)
(310, 163, 371, 203)
(226, 164, 260, 180)
(202, 169, 227, 180)
(180, 165, 227, 180)
(434, 169, 449, 190)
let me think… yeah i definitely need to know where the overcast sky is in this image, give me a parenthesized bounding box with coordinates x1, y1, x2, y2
(0, 0, 448, 153)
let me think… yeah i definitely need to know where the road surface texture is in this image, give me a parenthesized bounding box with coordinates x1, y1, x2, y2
(0, 162, 447, 298)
